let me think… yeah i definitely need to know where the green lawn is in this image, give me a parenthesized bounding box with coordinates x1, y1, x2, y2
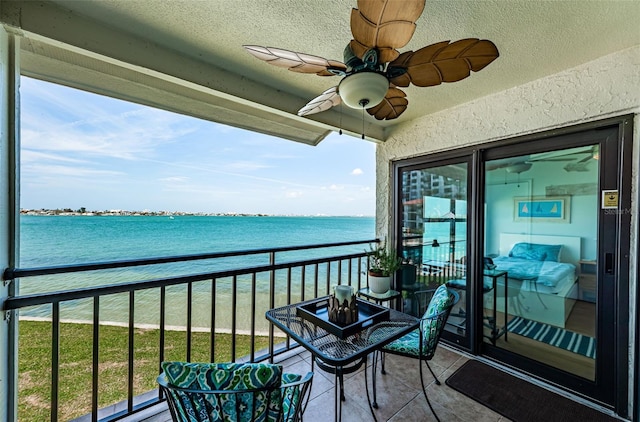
(18, 320, 269, 421)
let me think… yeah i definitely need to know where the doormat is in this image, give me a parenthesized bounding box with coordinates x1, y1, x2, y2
(445, 360, 617, 422)
(507, 316, 595, 359)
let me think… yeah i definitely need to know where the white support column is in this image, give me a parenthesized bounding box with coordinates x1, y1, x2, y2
(0, 26, 20, 422)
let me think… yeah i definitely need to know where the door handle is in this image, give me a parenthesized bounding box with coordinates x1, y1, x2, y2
(604, 252, 614, 275)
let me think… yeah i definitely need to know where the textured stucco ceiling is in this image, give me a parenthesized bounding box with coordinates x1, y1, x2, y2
(2, 0, 639, 143)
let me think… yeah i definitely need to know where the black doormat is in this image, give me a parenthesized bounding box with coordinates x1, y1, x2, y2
(445, 360, 617, 422)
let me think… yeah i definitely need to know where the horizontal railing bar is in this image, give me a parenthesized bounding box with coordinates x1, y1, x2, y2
(3, 239, 379, 280)
(4, 251, 369, 310)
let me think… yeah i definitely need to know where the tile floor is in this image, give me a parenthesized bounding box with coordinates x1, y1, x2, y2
(280, 345, 509, 422)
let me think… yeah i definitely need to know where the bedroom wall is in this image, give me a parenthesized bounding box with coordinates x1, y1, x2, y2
(376, 45, 639, 416)
(485, 162, 599, 260)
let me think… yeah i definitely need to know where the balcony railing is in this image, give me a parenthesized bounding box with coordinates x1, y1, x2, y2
(2, 239, 379, 421)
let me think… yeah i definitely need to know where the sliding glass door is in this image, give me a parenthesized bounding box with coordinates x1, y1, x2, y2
(480, 125, 628, 407)
(393, 117, 631, 413)
(483, 144, 599, 380)
(396, 156, 471, 348)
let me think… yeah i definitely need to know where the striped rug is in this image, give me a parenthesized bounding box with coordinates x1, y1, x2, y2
(507, 316, 596, 359)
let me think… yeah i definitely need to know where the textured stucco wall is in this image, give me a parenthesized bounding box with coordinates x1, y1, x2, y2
(377, 45, 640, 416)
(377, 46, 639, 234)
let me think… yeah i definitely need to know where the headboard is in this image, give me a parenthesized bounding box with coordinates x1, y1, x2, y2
(498, 233, 582, 269)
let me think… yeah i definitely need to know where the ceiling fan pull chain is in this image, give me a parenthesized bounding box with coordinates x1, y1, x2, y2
(361, 108, 365, 140)
(339, 103, 343, 135)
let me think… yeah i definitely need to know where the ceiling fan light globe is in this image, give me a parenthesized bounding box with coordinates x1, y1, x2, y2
(338, 72, 388, 109)
(506, 163, 532, 174)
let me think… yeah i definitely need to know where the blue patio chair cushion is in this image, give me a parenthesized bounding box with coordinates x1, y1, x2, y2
(161, 361, 283, 422)
(280, 372, 303, 419)
(382, 284, 453, 357)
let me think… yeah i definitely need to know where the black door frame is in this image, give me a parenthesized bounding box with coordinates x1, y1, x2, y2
(391, 115, 633, 417)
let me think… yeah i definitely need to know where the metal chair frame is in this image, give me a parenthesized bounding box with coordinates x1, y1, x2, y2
(369, 288, 459, 422)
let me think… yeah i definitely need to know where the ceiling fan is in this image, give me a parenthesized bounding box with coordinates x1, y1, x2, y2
(243, 0, 499, 121)
(563, 146, 599, 172)
(487, 156, 578, 173)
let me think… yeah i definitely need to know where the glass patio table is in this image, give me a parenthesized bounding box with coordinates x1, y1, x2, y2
(266, 296, 419, 422)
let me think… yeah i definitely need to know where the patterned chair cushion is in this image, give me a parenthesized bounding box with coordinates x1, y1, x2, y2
(383, 285, 453, 357)
(280, 372, 303, 420)
(161, 361, 283, 422)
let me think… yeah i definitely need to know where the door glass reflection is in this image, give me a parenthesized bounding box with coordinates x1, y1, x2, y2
(483, 146, 598, 380)
(399, 164, 468, 338)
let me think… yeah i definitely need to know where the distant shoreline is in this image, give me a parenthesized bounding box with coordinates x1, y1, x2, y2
(20, 209, 374, 218)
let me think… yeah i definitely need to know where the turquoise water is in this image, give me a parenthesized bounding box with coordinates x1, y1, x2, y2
(20, 215, 375, 266)
(18, 215, 375, 330)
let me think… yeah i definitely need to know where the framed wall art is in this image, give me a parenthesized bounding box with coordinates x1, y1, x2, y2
(514, 196, 570, 223)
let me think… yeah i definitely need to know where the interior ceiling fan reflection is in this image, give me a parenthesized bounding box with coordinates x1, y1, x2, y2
(561, 146, 599, 172)
(488, 146, 599, 174)
(487, 156, 576, 173)
(243, 0, 499, 121)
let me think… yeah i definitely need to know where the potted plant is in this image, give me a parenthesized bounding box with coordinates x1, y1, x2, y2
(366, 242, 403, 293)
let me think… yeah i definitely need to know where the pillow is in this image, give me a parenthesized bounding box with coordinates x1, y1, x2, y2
(161, 362, 283, 421)
(422, 284, 452, 319)
(419, 284, 453, 355)
(162, 361, 283, 390)
(509, 242, 562, 262)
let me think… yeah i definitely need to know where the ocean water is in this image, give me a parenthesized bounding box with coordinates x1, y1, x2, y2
(18, 215, 375, 331)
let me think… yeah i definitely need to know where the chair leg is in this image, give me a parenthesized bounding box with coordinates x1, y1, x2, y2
(425, 361, 441, 385)
(419, 359, 441, 422)
(371, 350, 379, 408)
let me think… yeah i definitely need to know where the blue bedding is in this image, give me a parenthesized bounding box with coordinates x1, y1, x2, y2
(493, 256, 575, 287)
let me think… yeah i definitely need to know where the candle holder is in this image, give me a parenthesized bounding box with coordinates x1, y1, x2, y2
(328, 285, 358, 325)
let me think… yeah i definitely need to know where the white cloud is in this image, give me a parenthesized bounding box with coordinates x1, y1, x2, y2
(285, 191, 304, 198)
(21, 149, 91, 164)
(351, 168, 363, 175)
(22, 163, 124, 178)
(159, 176, 190, 183)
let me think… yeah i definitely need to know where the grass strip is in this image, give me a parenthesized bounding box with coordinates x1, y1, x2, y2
(18, 319, 269, 421)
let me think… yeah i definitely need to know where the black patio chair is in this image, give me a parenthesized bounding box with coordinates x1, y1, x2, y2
(366, 285, 458, 422)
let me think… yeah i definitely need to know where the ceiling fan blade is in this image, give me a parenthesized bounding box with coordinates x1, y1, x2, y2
(350, 0, 426, 63)
(388, 38, 499, 87)
(528, 157, 577, 162)
(367, 87, 408, 120)
(244, 45, 347, 76)
(297, 87, 342, 117)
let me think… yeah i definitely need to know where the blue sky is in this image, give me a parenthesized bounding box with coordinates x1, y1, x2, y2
(19, 77, 376, 216)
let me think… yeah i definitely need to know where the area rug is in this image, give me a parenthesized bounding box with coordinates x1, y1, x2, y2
(507, 316, 596, 359)
(446, 360, 617, 422)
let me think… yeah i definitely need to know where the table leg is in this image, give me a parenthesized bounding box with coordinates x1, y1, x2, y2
(364, 354, 379, 422)
(334, 371, 341, 422)
(315, 356, 365, 421)
(372, 351, 378, 408)
(492, 276, 498, 345)
(504, 273, 508, 342)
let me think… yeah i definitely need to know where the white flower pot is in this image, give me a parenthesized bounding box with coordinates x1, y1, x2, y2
(368, 274, 391, 294)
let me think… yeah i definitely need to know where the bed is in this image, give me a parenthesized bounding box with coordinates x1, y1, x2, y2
(486, 233, 580, 328)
